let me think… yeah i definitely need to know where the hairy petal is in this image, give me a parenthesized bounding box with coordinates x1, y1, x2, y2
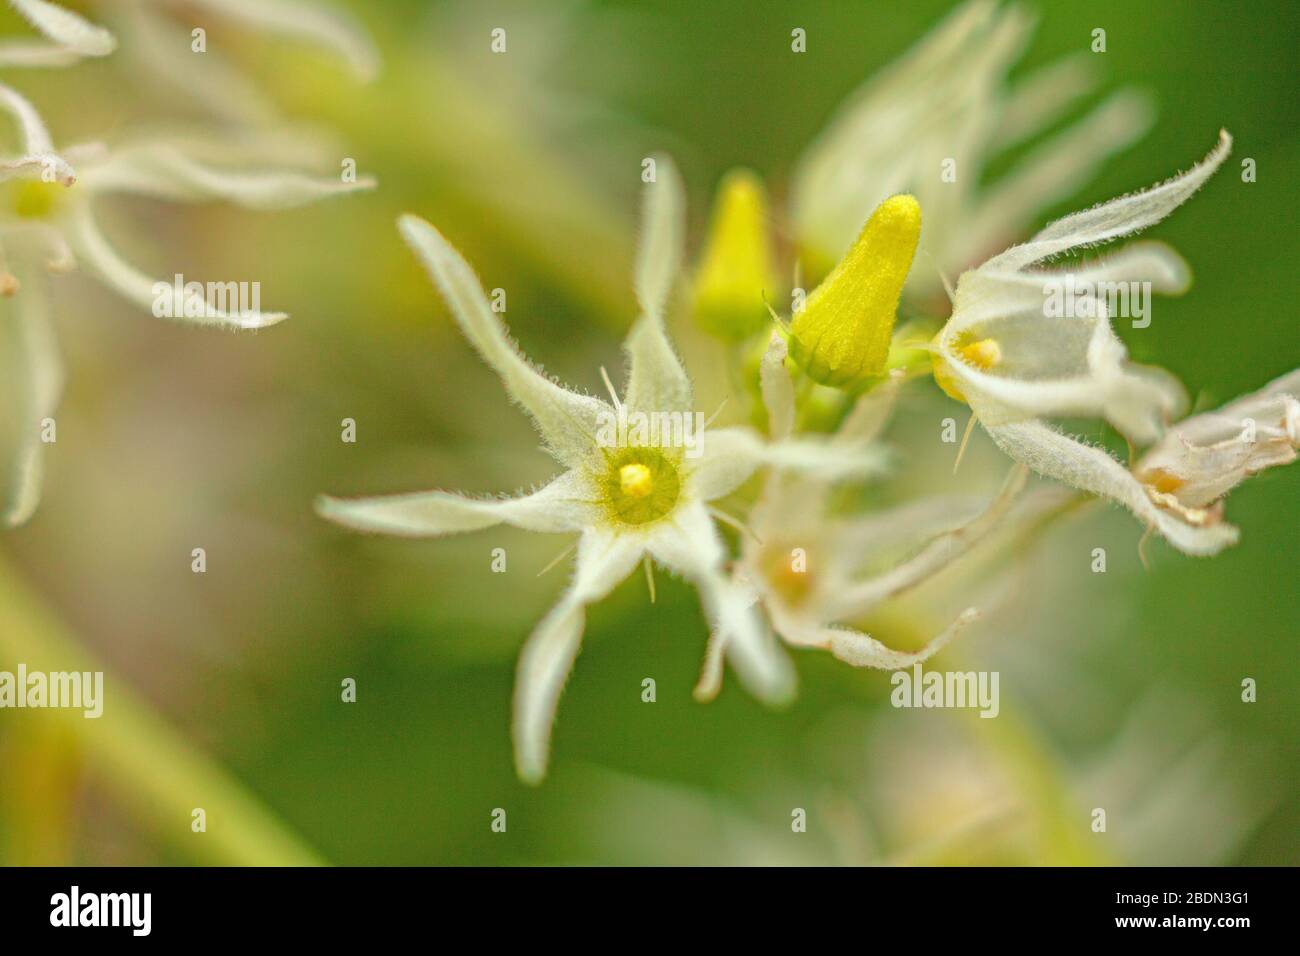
(649, 502, 795, 704)
(690, 425, 891, 502)
(399, 214, 611, 467)
(774, 603, 979, 670)
(0, 81, 75, 185)
(1136, 368, 1300, 507)
(623, 155, 691, 415)
(759, 331, 796, 440)
(983, 130, 1232, 272)
(985, 419, 1239, 556)
(829, 465, 1027, 619)
(63, 205, 287, 329)
(315, 471, 596, 538)
(514, 530, 642, 783)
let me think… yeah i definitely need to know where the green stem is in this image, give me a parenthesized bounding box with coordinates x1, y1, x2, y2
(0, 551, 324, 866)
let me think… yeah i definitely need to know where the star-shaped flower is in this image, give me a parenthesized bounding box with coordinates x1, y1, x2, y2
(928, 131, 1245, 554)
(317, 158, 887, 783)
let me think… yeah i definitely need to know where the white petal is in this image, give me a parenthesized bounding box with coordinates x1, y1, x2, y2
(774, 603, 979, 670)
(993, 54, 1097, 148)
(9, 0, 115, 57)
(622, 315, 691, 417)
(1136, 368, 1300, 507)
(942, 256, 1189, 444)
(1, 277, 63, 526)
(116, 4, 278, 125)
(514, 530, 643, 783)
(186, 0, 379, 80)
(0, 81, 75, 185)
(687, 426, 764, 501)
(622, 156, 691, 415)
(985, 419, 1239, 555)
(828, 465, 1027, 620)
(81, 144, 375, 208)
(398, 215, 611, 469)
(983, 130, 1232, 272)
(759, 331, 795, 440)
(63, 205, 288, 330)
(835, 369, 905, 447)
(690, 425, 889, 501)
(962, 90, 1154, 260)
(634, 152, 684, 324)
(0, 40, 82, 67)
(316, 471, 596, 538)
(648, 502, 795, 704)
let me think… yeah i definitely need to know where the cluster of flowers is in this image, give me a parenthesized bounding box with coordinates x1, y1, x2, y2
(0, 0, 376, 525)
(316, 1, 1298, 782)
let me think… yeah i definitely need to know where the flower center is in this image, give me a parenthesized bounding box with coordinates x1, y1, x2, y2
(619, 462, 654, 498)
(933, 334, 1003, 403)
(601, 448, 681, 526)
(8, 180, 64, 220)
(959, 338, 1002, 370)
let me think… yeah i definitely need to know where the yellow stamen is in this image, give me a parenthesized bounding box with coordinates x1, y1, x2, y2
(789, 194, 921, 389)
(959, 338, 1002, 369)
(933, 336, 1002, 403)
(1139, 467, 1186, 495)
(10, 180, 64, 220)
(691, 168, 777, 340)
(619, 462, 654, 499)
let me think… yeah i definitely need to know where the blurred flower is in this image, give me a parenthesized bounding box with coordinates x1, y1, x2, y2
(317, 158, 888, 783)
(114, 0, 377, 126)
(0, 0, 116, 66)
(930, 131, 1252, 555)
(694, 334, 1024, 698)
(1135, 368, 1300, 516)
(791, 0, 1153, 303)
(0, 112, 374, 525)
(689, 168, 777, 341)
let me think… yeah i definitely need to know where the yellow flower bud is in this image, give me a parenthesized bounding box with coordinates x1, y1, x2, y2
(789, 195, 920, 388)
(691, 168, 777, 340)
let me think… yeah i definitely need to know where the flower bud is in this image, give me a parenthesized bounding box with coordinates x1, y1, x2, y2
(789, 194, 920, 388)
(691, 168, 777, 340)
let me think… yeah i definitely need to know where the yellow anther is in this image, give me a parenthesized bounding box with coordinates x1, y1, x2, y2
(691, 168, 777, 340)
(933, 335, 1002, 403)
(619, 462, 654, 499)
(1140, 467, 1186, 495)
(789, 194, 921, 389)
(959, 338, 1002, 370)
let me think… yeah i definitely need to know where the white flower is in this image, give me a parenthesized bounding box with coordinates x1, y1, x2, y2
(792, 0, 1153, 302)
(1135, 368, 1300, 515)
(930, 131, 1244, 555)
(117, 0, 378, 125)
(0, 100, 374, 525)
(694, 333, 1035, 698)
(316, 158, 887, 783)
